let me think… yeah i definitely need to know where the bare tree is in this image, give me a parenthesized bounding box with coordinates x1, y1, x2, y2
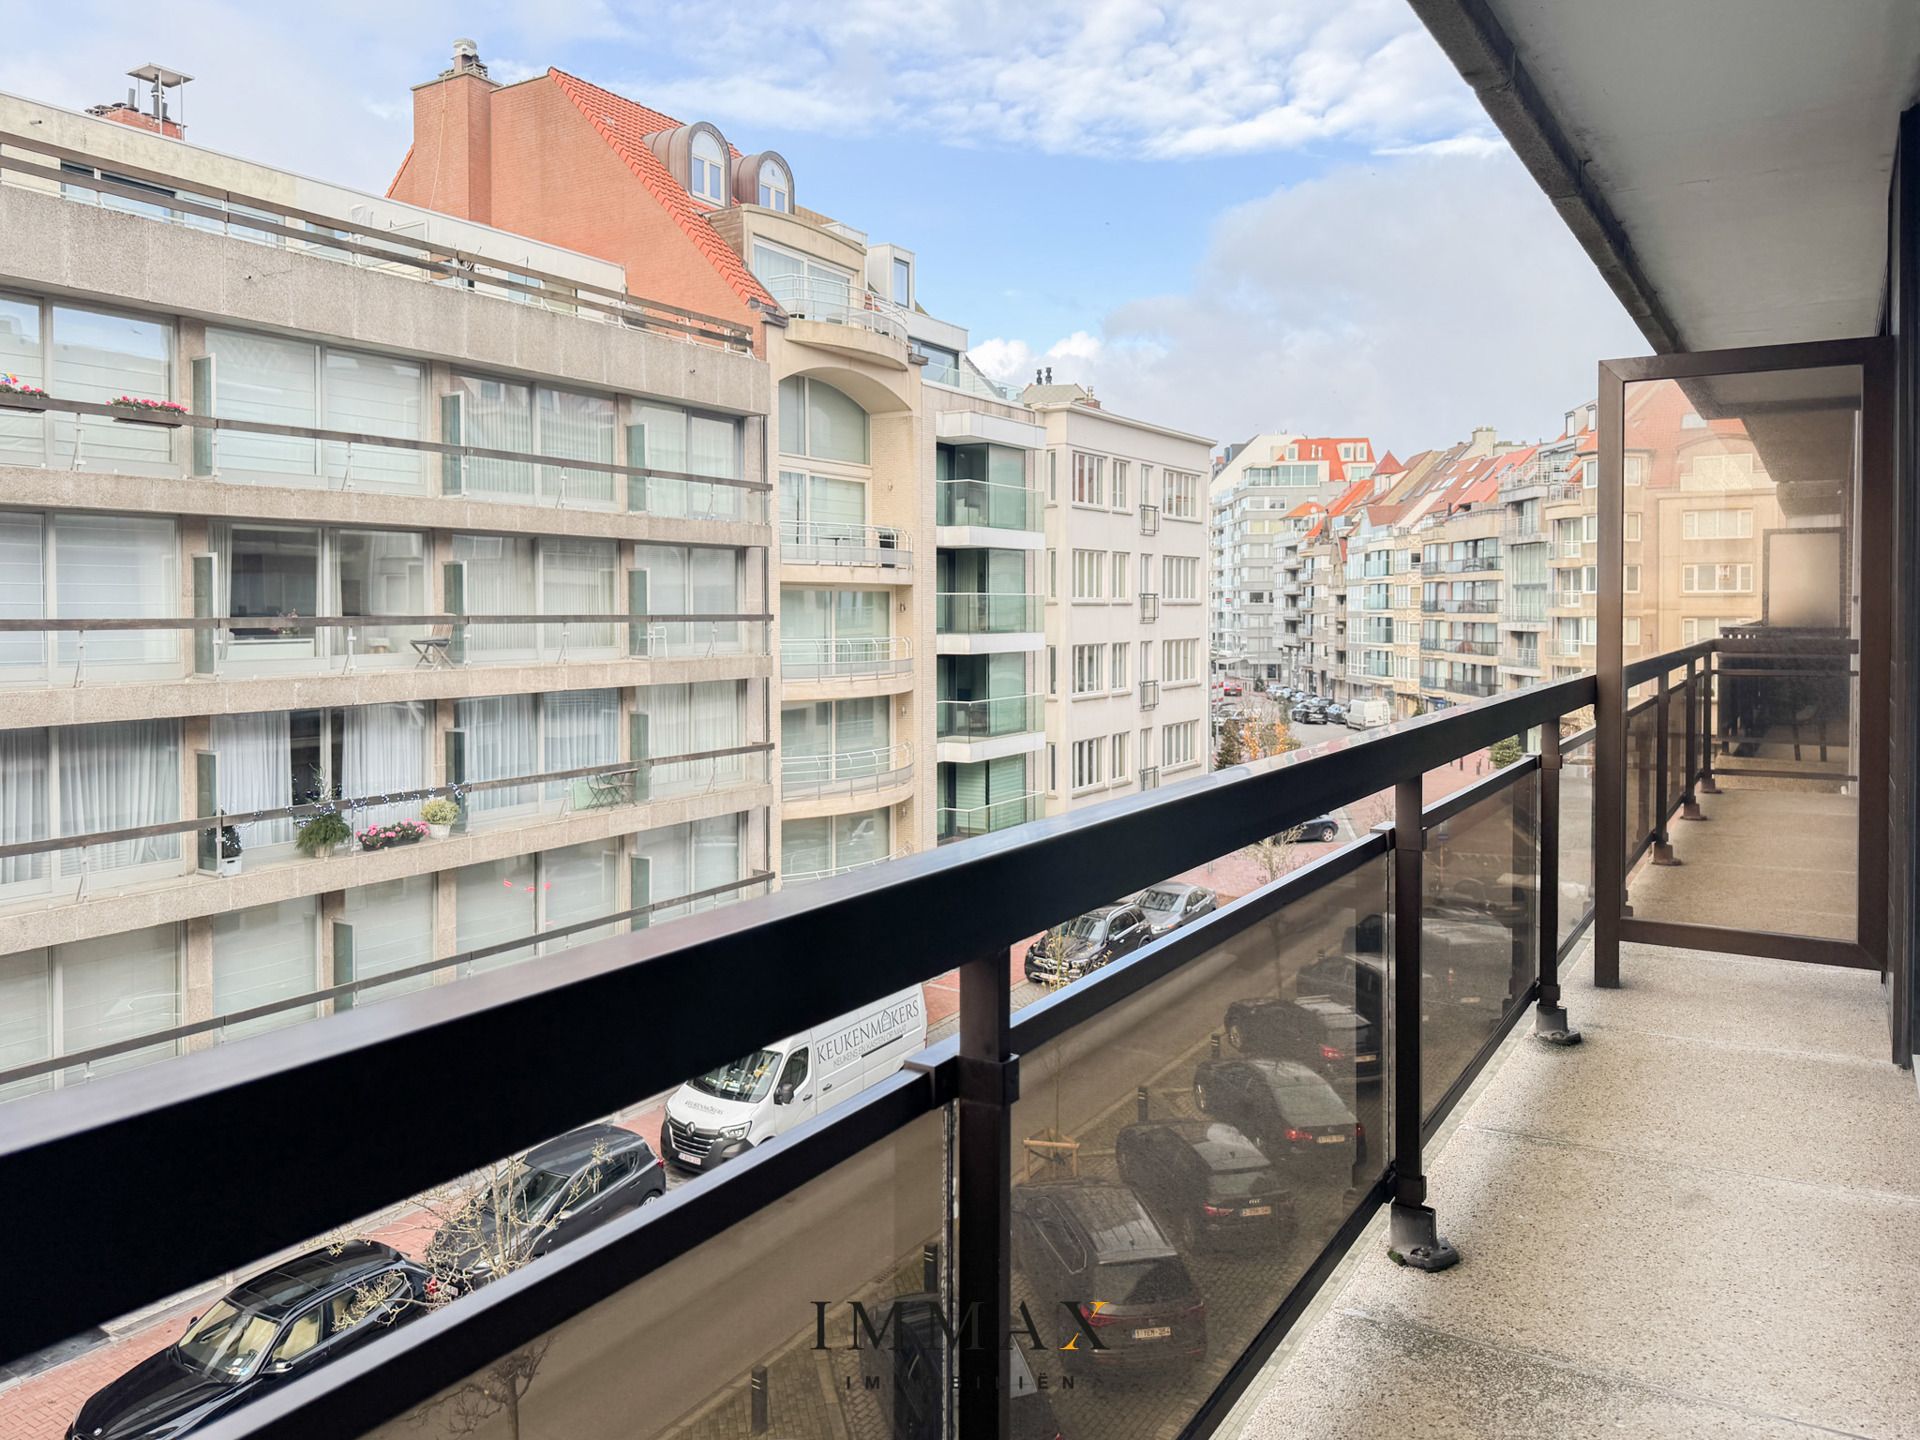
(1030, 925, 1077, 991)
(1242, 824, 1305, 889)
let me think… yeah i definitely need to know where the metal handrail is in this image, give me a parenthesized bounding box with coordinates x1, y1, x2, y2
(779, 635, 912, 676)
(762, 273, 908, 342)
(782, 848, 911, 884)
(777, 520, 913, 564)
(779, 742, 914, 796)
(0, 131, 753, 350)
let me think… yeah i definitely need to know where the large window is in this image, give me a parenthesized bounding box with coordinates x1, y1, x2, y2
(779, 586, 889, 675)
(633, 543, 746, 656)
(0, 510, 178, 678)
(0, 720, 180, 899)
(456, 689, 620, 821)
(212, 702, 430, 851)
(634, 813, 747, 919)
(1164, 556, 1200, 601)
(631, 401, 742, 519)
(1682, 563, 1754, 594)
(0, 294, 173, 474)
(212, 522, 429, 671)
(212, 897, 319, 1039)
(1162, 720, 1199, 769)
(782, 807, 889, 884)
(1681, 509, 1754, 540)
(451, 534, 618, 660)
(454, 840, 626, 975)
(781, 697, 890, 787)
(341, 875, 436, 1005)
(206, 328, 424, 489)
(635, 681, 749, 797)
(779, 469, 868, 546)
(1163, 638, 1199, 682)
(777, 375, 869, 464)
(0, 924, 180, 1099)
(1071, 452, 1104, 506)
(452, 374, 616, 506)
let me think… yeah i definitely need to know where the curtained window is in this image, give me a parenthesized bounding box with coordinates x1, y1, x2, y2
(342, 875, 436, 1004)
(212, 898, 318, 1039)
(455, 853, 537, 974)
(0, 924, 180, 1099)
(49, 304, 172, 475)
(635, 681, 745, 797)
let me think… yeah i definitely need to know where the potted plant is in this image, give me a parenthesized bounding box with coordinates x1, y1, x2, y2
(420, 797, 460, 840)
(217, 825, 244, 877)
(357, 820, 428, 852)
(109, 395, 189, 428)
(295, 811, 352, 859)
(0, 373, 48, 412)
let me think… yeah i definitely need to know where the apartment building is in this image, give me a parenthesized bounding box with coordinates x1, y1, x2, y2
(1024, 382, 1212, 804)
(389, 47, 1052, 867)
(0, 89, 775, 1088)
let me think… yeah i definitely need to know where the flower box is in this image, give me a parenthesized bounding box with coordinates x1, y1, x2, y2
(357, 820, 430, 852)
(0, 377, 48, 413)
(110, 396, 189, 429)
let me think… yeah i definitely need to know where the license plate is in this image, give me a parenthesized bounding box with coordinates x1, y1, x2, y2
(1315, 1133, 1347, 1145)
(1132, 1326, 1171, 1341)
(1356, 1053, 1378, 1064)
(1240, 1205, 1273, 1217)
(677, 1151, 703, 1166)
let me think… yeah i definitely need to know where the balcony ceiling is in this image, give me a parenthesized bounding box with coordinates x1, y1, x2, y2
(1414, 0, 1920, 352)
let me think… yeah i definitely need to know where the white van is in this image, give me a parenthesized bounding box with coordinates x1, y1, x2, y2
(1346, 698, 1392, 730)
(662, 986, 927, 1171)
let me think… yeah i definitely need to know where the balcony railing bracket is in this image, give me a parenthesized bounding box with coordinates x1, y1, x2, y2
(1387, 1201, 1460, 1273)
(1532, 1003, 1583, 1047)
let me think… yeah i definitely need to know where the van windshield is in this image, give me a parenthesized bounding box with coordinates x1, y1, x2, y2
(689, 1049, 782, 1103)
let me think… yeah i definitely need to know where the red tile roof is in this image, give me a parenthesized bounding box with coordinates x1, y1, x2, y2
(548, 68, 774, 311)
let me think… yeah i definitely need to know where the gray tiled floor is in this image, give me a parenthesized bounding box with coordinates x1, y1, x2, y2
(1232, 940, 1920, 1440)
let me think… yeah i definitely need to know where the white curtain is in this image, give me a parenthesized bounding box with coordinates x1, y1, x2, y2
(57, 719, 179, 875)
(634, 402, 690, 518)
(541, 841, 618, 952)
(343, 875, 435, 1003)
(455, 375, 534, 500)
(0, 295, 46, 468)
(0, 951, 51, 1102)
(456, 695, 537, 818)
(0, 728, 49, 889)
(54, 513, 178, 670)
(342, 703, 429, 828)
(691, 814, 742, 907)
(688, 414, 739, 519)
(213, 711, 294, 851)
(455, 855, 537, 974)
(207, 328, 318, 478)
(50, 304, 172, 475)
(323, 348, 424, 489)
(0, 511, 46, 677)
(542, 689, 619, 804)
(537, 387, 614, 506)
(452, 534, 536, 657)
(58, 924, 179, 1078)
(212, 898, 317, 1039)
(632, 820, 693, 920)
(692, 547, 743, 654)
(699, 681, 746, 786)
(539, 538, 616, 653)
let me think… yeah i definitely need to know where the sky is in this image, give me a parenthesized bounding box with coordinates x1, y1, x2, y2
(0, 0, 1647, 455)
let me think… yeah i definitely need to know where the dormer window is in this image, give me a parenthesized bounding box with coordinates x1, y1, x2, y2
(690, 130, 726, 205)
(891, 257, 911, 306)
(758, 158, 790, 212)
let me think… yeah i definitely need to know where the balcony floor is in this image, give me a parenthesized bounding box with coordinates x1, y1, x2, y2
(1231, 937, 1920, 1439)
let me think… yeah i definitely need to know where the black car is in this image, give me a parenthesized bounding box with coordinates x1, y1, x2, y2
(874, 1308, 1067, 1440)
(1323, 703, 1349, 723)
(1296, 951, 1388, 1026)
(73, 1241, 429, 1440)
(1114, 1119, 1294, 1251)
(1221, 995, 1382, 1082)
(1191, 1057, 1362, 1171)
(427, 1123, 666, 1288)
(1290, 815, 1340, 843)
(1133, 881, 1217, 937)
(1010, 1183, 1206, 1371)
(1023, 903, 1152, 985)
(1290, 702, 1326, 724)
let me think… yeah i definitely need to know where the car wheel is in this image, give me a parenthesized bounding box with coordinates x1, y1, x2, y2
(1318, 823, 1337, 842)
(1194, 1079, 1211, 1112)
(1226, 1021, 1244, 1051)
(641, 1191, 662, 1206)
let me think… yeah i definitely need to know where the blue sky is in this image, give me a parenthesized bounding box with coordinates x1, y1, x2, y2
(0, 0, 1645, 453)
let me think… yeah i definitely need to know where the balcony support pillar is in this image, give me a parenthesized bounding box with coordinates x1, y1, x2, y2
(1388, 776, 1459, 1272)
(955, 947, 1017, 1436)
(1698, 650, 1721, 794)
(1534, 724, 1582, 1046)
(1652, 672, 1680, 865)
(1681, 657, 1707, 820)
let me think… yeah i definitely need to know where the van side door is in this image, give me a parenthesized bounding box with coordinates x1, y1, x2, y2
(769, 1046, 815, 1135)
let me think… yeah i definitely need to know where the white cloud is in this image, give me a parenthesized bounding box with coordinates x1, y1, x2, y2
(974, 149, 1647, 454)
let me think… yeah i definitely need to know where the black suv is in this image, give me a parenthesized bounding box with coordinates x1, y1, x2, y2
(1010, 1183, 1207, 1371)
(1295, 951, 1387, 1026)
(1023, 902, 1152, 985)
(73, 1242, 430, 1440)
(1191, 1057, 1362, 1175)
(1114, 1119, 1294, 1251)
(1290, 701, 1327, 724)
(428, 1123, 666, 1289)
(1221, 995, 1382, 1082)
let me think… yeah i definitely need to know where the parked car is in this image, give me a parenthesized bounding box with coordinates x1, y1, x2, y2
(1222, 681, 1244, 697)
(1296, 951, 1388, 1026)
(73, 1242, 431, 1440)
(1290, 702, 1327, 725)
(1133, 881, 1218, 937)
(1287, 815, 1340, 844)
(1023, 902, 1152, 985)
(1191, 1056, 1363, 1172)
(1323, 703, 1349, 724)
(1114, 1119, 1295, 1251)
(1221, 995, 1382, 1082)
(871, 1306, 1068, 1439)
(429, 1123, 666, 1286)
(1010, 1183, 1207, 1371)
(1346, 698, 1393, 729)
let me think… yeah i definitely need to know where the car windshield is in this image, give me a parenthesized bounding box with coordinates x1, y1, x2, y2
(689, 1049, 782, 1102)
(473, 1164, 572, 1223)
(1094, 1258, 1191, 1306)
(177, 1301, 281, 1380)
(1208, 1166, 1281, 1199)
(1063, 914, 1107, 942)
(1138, 889, 1182, 911)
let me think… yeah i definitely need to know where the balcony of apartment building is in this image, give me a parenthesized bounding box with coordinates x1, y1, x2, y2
(933, 436, 1045, 551)
(12, 17, 1920, 1440)
(934, 550, 1041, 655)
(763, 272, 914, 369)
(1506, 580, 1551, 630)
(1501, 637, 1545, 675)
(777, 519, 913, 578)
(934, 659, 1044, 766)
(778, 741, 915, 819)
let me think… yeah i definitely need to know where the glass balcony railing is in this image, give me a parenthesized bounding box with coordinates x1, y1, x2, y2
(936, 592, 1042, 634)
(919, 355, 1019, 400)
(936, 693, 1044, 739)
(779, 743, 914, 799)
(779, 521, 913, 568)
(763, 272, 909, 342)
(779, 635, 912, 679)
(936, 478, 1042, 532)
(780, 846, 911, 885)
(935, 790, 1043, 841)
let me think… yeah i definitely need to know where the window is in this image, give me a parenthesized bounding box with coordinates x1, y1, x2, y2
(1110, 731, 1129, 780)
(1046, 743, 1057, 793)
(1623, 617, 1643, 645)
(779, 469, 868, 547)
(1111, 461, 1129, 510)
(0, 511, 181, 678)
(1682, 617, 1731, 644)
(630, 814, 746, 921)
(1139, 465, 1155, 506)
(0, 296, 174, 475)
(778, 376, 869, 464)
(690, 130, 726, 205)
(1161, 720, 1198, 769)
(451, 374, 616, 506)
(780, 697, 889, 790)
(1163, 638, 1198, 682)
(1071, 738, 1102, 790)
(631, 401, 743, 518)
(212, 896, 319, 1038)
(1682, 563, 1753, 594)
(1110, 645, 1128, 690)
(1624, 512, 1642, 542)
(1071, 644, 1104, 695)
(1110, 552, 1129, 599)
(891, 257, 911, 306)
(1071, 549, 1104, 600)
(1046, 645, 1057, 695)
(1624, 565, 1641, 593)
(0, 924, 181, 1098)
(756, 158, 790, 212)
(640, 682, 750, 797)
(1689, 452, 1757, 485)
(1624, 454, 1647, 485)
(1164, 472, 1202, 520)
(1046, 549, 1057, 599)
(1682, 509, 1754, 540)
(1163, 556, 1200, 601)
(1071, 453, 1104, 506)
(1047, 451, 1058, 503)
(456, 689, 621, 819)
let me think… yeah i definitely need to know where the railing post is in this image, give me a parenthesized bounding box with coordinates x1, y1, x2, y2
(1699, 648, 1720, 794)
(1388, 775, 1458, 1272)
(1651, 672, 1679, 865)
(1534, 724, 1581, 1046)
(955, 948, 1015, 1436)
(1681, 657, 1707, 820)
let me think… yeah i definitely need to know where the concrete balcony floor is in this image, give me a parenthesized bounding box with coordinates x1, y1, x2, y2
(1231, 936, 1920, 1439)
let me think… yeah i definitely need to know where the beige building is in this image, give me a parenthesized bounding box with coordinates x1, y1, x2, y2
(1025, 383, 1212, 802)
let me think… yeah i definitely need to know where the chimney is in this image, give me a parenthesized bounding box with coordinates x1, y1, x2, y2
(393, 40, 501, 223)
(1467, 424, 1498, 457)
(89, 63, 191, 139)
(1044, 366, 1053, 384)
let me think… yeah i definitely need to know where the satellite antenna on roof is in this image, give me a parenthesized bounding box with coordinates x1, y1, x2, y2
(127, 63, 192, 130)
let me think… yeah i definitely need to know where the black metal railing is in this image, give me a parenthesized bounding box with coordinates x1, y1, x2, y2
(0, 645, 1741, 1440)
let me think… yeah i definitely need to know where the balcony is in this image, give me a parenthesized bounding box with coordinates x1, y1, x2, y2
(1501, 645, 1544, 671)
(936, 478, 1043, 536)
(1139, 678, 1161, 710)
(935, 789, 1042, 841)
(778, 521, 913, 571)
(1421, 639, 1500, 658)
(935, 592, 1042, 636)
(781, 846, 912, 885)
(1137, 763, 1161, 790)
(1140, 503, 1161, 535)
(762, 273, 912, 364)
(1140, 591, 1162, 622)
(934, 693, 1045, 750)
(1423, 597, 1501, 615)
(779, 635, 913, 682)
(1425, 554, 1503, 574)
(779, 743, 914, 803)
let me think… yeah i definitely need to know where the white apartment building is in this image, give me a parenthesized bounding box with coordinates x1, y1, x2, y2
(1025, 383, 1213, 805)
